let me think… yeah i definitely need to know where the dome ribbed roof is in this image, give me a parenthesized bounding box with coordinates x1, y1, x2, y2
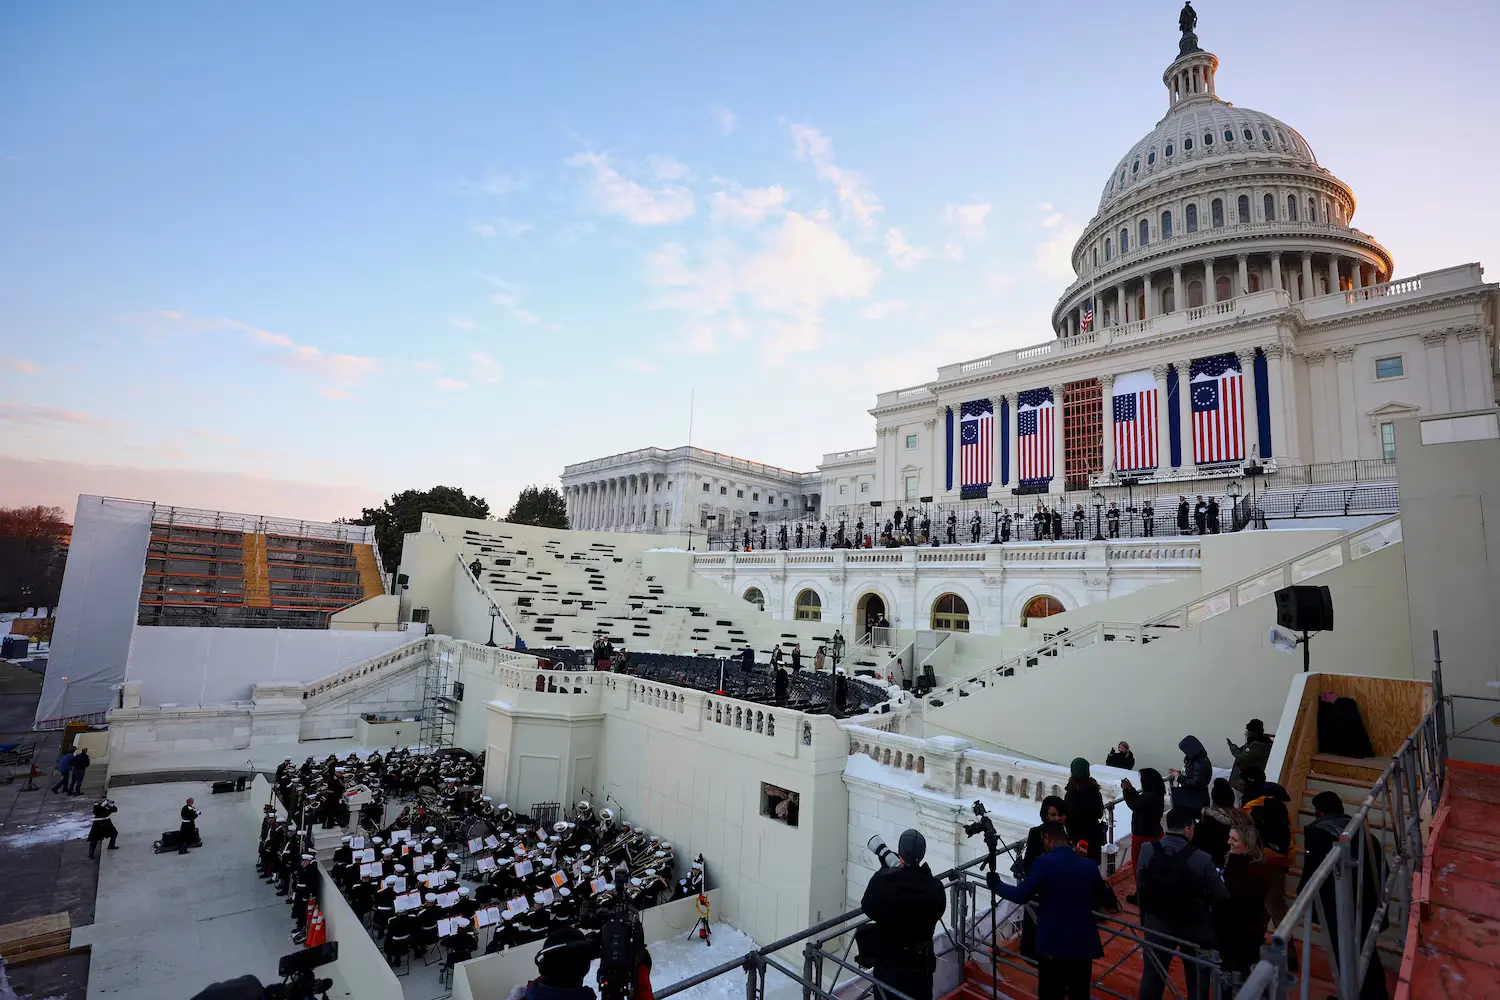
(1098, 101, 1317, 215)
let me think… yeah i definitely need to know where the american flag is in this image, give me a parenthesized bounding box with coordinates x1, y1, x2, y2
(1112, 369, 1158, 471)
(1080, 299, 1094, 333)
(1191, 353, 1245, 464)
(959, 399, 993, 498)
(1016, 388, 1055, 482)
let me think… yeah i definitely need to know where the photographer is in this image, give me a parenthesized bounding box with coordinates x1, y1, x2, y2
(506, 926, 600, 1000)
(860, 829, 946, 1000)
(89, 797, 119, 858)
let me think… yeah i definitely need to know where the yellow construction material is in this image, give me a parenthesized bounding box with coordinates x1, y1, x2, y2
(354, 543, 385, 599)
(243, 533, 271, 608)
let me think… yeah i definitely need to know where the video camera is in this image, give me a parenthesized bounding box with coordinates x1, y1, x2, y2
(961, 801, 1002, 872)
(265, 942, 338, 1000)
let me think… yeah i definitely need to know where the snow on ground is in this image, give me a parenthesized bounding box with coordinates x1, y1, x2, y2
(0, 814, 93, 850)
(587, 923, 805, 1000)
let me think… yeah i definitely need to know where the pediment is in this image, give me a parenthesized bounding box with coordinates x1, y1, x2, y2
(1367, 400, 1420, 420)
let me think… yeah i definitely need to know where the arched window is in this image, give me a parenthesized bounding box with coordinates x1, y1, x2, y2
(1093, 247, 1099, 267)
(931, 594, 971, 632)
(1287, 195, 1298, 221)
(1139, 219, 1150, 247)
(1165, 142, 1175, 157)
(1105, 238, 1112, 261)
(1308, 197, 1317, 222)
(1021, 595, 1065, 623)
(1237, 195, 1250, 224)
(1261, 128, 1272, 142)
(1185, 203, 1198, 233)
(1120, 228, 1129, 253)
(1263, 193, 1275, 221)
(1161, 286, 1176, 314)
(1161, 210, 1173, 239)
(1147, 150, 1156, 166)
(1224, 128, 1235, 143)
(1188, 280, 1204, 308)
(794, 590, 822, 622)
(1184, 136, 1194, 151)
(1243, 128, 1253, 142)
(1215, 275, 1232, 301)
(1132, 158, 1140, 175)
(1211, 198, 1224, 228)
(743, 587, 765, 611)
(1203, 131, 1214, 147)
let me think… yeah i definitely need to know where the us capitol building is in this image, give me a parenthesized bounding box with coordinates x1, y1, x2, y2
(562, 9, 1497, 534)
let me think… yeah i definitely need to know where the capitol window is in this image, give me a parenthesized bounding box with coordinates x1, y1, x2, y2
(1161, 286, 1176, 313)
(736, 489, 744, 499)
(1183, 136, 1193, 151)
(1238, 195, 1250, 224)
(839, 484, 848, 495)
(1185, 204, 1198, 233)
(1380, 422, 1397, 461)
(1139, 219, 1149, 246)
(1243, 128, 1253, 141)
(1262, 128, 1272, 142)
(719, 486, 727, 495)
(703, 482, 711, 492)
(1132, 158, 1139, 175)
(1188, 280, 1205, 308)
(1308, 198, 1317, 222)
(752, 491, 759, 501)
(1093, 247, 1099, 267)
(1105, 238, 1112, 261)
(1204, 131, 1213, 147)
(1211, 199, 1224, 227)
(1224, 128, 1235, 143)
(1287, 195, 1298, 221)
(1161, 210, 1173, 238)
(1165, 142, 1174, 157)
(905, 433, 918, 449)
(860, 482, 870, 493)
(1148, 150, 1156, 166)
(1375, 356, 1405, 379)
(1263, 193, 1275, 220)
(1120, 229, 1129, 252)
(794, 590, 822, 622)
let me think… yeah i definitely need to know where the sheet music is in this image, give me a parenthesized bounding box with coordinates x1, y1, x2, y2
(395, 891, 422, 912)
(514, 860, 533, 877)
(393, 877, 406, 893)
(484, 835, 500, 849)
(350, 836, 365, 850)
(476, 907, 500, 927)
(438, 917, 456, 937)
(392, 829, 411, 842)
(477, 856, 496, 872)
(507, 896, 529, 915)
(438, 890, 460, 907)
(551, 872, 566, 889)
(360, 862, 382, 878)
(590, 877, 608, 895)
(469, 837, 485, 853)
(535, 888, 554, 906)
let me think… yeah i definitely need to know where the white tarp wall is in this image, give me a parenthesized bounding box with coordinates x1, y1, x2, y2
(125, 627, 413, 707)
(36, 496, 155, 725)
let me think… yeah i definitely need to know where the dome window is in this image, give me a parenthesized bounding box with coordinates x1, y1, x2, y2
(1183, 136, 1194, 151)
(1119, 228, 1129, 253)
(1165, 143, 1174, 157)
(1132, 158, 1140, 175)
(1105, 238, 1112, 261)
(1185, 203, 1198, 233)
(1237, 195, 1250, 224)
(1161, 210, 1173, 239)
(1263, 193, 1275, 220)
(1276, 129, 1286, 144)
(1243, 128, 1254, 142)
(1139, 219, 1149, 246)
(1287, 195, 1298, 221)
(1262, 128, 1272, 142)
(1147, 150, 1156, 166)
(1224, 129, 1235, 143)
(1211, 198, 1224, 228)
(1120, 167, 1127, 184)
(1203, 132, 1214, 147)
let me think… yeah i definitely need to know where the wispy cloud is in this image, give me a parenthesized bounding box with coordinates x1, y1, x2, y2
(885, 228, 932, 269)
(789, 123, 882, 230)
(468, 352, 503, 384)
(456, 170, 524, 196)
(0, 403, 111, 429)
(1033, 203, 1081, 281)
(1, 358, 40, 374)
(448, 316, 478, 332)
(943, 202, 992, 242)
(481, 275, 542, 325)
(566, 151, 695, 225)
(709, 105, 737, 135)
(472, 217, 531, 239)
(709, 184, 788, 227)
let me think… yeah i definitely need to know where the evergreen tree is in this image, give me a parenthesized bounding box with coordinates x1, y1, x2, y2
(349, 486, 490, 570)
(505, 485, 569, 529)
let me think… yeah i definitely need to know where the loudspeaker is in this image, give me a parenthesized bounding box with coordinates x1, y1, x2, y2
(1274, 585, 1333, 632)
(211, 779, 235, 794)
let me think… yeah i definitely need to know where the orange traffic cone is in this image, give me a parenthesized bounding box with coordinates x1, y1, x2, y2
(305, 908, 327, 947)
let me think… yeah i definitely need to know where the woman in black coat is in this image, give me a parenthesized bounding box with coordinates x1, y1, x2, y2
(1013, 795, 1068, 960)
(1063, 759, 1106, 864)
(1120, 768, 1165, 873)
(1217, 825, 1272, 978)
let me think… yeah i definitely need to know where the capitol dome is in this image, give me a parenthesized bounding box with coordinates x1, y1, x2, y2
(1050, 7, 1393, 339)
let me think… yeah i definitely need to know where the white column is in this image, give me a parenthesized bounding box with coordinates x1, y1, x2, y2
(1301, 252, 1315, 301)
(1351, 259, 1363, 290)
(1143, 273, 1155, 319)
(1115, 285, 1125, 327)
(565, 487, 575, 526)
(1423, 331, 1452, 412)
(1050, 383, 1068, 494)
(1327, 254, 1341, 295)
(1152, 365, 1172, 470)
(1305, 353, 1330, 461)
(1008, 397, 1021, 488)
(1237, 254, 1250, 297)
(1178, 358, 1195, 468)
(1263, 345, 1287, 463)
(1335, 348, 1358, 459)
(1236, 348, 1261, 461)
(1171, 265, 1184, 314)
(1100, 374, 1116, 476)
(1205, 257, 1217, 302)
(992, 396, 1007, 487)
(1269, 252, 1283, 292)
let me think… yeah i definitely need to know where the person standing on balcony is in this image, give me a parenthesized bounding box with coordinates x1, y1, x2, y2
(1142, 499, 1155, 536)
(1206, 496, 1221, 533)
(971, 511, 983, 543)
(1193, 496, 1208, 534)
(946, 511, 957, 544)
(1072, 505, 1086, 540)
(1105, 741, 1135, 770)
(790, 643, 802, 674)
(1227, 719, 1273, 793)
(1064, 758, 1106, 864)
(1108, 503, 1121, 537)
(1169, 736, 1213, 815)
(1177, 496, 1191, 534)
(987, 821, 1105, 1000)
(1120, 768, 1166, 896)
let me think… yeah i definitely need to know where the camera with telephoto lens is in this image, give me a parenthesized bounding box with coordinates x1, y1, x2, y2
(264, 942, 338, 1000)
(866, 834, 898, 869)
(962, 801, 1001, 870)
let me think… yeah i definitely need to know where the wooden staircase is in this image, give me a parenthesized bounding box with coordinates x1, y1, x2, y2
(242, 532, 271, 608)
(353, 543, 385, 600)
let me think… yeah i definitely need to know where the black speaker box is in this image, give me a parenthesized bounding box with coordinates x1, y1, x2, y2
(1274, 584, 1334, 632)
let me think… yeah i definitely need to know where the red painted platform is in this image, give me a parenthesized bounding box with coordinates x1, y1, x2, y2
(1397, 760, 1500, 1000)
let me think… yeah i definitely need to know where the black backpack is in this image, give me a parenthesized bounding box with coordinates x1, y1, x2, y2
(1137, 843, 1206, 921)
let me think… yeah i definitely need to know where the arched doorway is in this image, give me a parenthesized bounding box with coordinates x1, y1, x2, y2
(743, 587, 765, 611)
(856, 593, 887, 634)
(931, 593, 971, 632)
(1020, 595, 1065, 625)
(794, 590, 822, 622)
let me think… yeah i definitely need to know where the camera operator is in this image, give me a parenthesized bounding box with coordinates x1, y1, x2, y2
(859, 829, 946, 1000)
(505, 926, 600, 1000)
(593, 864, 656, 1000)
(88, 797, 119, 858)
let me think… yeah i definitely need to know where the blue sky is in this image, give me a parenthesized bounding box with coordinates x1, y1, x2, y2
(2, 1, 1497, 521)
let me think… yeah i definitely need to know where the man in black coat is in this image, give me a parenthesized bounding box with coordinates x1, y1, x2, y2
(860, 829, 946, 1000)
(1136, 808, 1229, 1000)
(1300, 792, 1389, 1000)
(1170, 736, 1213, 815)
(1107, 503, 1120, 537)
(739, 645, 755, 695)
(819, 523, 828, 547)
(773, 666, 789, 705)
(1142, 499, 1155, 536)
(1177, 496, 1191, 534)
(179, 797, 201, 854)
(89, 798, 120, 858)
(1072, 505, 1086, 539)
(1051, 508, 1064, 541)
(1193, 496, 1208, 534)
(1206, 496, 1220, 533)
(946, 512, 957, 544)
(971, 512, 983, 543)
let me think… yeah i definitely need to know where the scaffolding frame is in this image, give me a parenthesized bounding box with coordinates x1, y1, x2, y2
(418, 647, 458, 750)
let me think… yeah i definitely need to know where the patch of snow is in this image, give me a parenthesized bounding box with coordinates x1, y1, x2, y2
(0, 814, 93, 850)
(591, 923, 803, 1000)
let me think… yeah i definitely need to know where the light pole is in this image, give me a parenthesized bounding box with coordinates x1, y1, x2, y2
(1091, 489, 1106, 541)
(1226, 478, 1244, 531)
(485, 605, 500, 647)
(992, 500, 1002, 544)
(749, 510, 759, 550)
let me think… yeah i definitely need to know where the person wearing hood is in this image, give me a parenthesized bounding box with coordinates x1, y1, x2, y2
(1063, 758, 1106, 864)
(1119, 768, 1166, 901)
(1136, 807, 1229, 1000)
(505, 926, 600, 1000)
(1193, 779, 1248, 869)
(860, 829, 947, 1000)
(1169, 736, 1212, 815)
(1238, 764, 1297, 970)
(1300, 792, 1389, 1000)
(1227, 719, 1274, 794)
